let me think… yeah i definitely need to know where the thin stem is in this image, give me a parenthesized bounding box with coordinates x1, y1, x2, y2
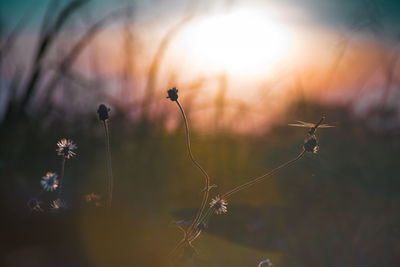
(186, 150, 306, 244)
(188, 206, 214, 243)
(222, 149, 306, 199)
(58, 157, 66, 197)
(169, 237, 187, 259)
(175, 100, 212, 236)
(103, 120, 114, 208)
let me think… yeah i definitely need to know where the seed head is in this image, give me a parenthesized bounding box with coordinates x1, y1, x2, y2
(57, 139, 77, 159)
(210, 195, 228, 214)
(41, 172, 59, 192)
(303, 135, 319, 153)
(97, 104, 110, 121)
(166, 87, 179, 101)
(258, 258, 272, 267)
(51, 198, 67, 211)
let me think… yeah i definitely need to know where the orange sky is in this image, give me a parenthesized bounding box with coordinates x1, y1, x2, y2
(65, 9, 398, 134)
(3, 3, 399, 133)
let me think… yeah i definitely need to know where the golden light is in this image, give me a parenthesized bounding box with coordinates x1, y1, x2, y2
(177, 8, 294, 76)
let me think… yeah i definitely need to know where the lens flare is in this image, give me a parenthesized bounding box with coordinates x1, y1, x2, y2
(178, 8, 294, 76)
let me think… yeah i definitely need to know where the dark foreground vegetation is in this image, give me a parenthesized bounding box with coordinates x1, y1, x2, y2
(1, 101, 400, 267)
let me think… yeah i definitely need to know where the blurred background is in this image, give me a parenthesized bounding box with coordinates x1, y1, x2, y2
(1, 0, 400, 266)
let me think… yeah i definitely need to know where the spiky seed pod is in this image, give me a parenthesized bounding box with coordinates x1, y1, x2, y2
(303, 135, 319, 153)
(210, 196, 228, 214)
(41, 172, 59, 192)
(166, 87, 179, 101)
(97, 104, 110, 121)
(56, 139, 77, 159)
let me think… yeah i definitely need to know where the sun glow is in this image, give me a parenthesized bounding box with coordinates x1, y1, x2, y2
(178, 8, 294, 76)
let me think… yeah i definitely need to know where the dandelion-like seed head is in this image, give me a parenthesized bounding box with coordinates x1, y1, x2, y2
(258, 258, 273, 267)
(97, 104, 110, 121)
(166, 87, 179, 101)
(210, 195, 228, 214)
(51, 198, 67, 211)
(57, 138, 77, 159)
(41, 172, 59, 192)
(303, 135, 319, 153)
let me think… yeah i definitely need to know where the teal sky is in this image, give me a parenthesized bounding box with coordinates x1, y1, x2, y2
(1, 0, 400, 31)
(1, 0, 400, 48)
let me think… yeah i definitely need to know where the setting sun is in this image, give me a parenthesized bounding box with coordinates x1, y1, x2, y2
(177, 8, 294, 76)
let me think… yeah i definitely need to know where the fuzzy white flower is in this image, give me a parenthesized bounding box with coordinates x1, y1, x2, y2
(56, 139, 77, 159)
(258, 258, 272, 267)
(41, 172, 59, 192)
(210, 195, 228, 214)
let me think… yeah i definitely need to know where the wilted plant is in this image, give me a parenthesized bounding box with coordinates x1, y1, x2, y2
(97, 104, 114, 208)
(167, 87, 332, 261)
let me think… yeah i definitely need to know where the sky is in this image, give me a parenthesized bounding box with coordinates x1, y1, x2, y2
(1, 0, 400, 34)
(1, 0, 400, 133)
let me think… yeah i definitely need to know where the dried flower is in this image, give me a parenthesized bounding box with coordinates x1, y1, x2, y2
(97, 104, 110, 121)
(210, 195, 228, 214)
(51, 198, 67, 211)
(57, 139, 77, 159)
(41, 172, 59, 192)
(258, 258, 272, 267)
(303, 135, 319, 153)
(166, 87, 179, 101)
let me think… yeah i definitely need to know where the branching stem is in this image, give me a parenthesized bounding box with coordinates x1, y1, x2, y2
(222, 149, 305, 199)
(187, 149, 306, 245)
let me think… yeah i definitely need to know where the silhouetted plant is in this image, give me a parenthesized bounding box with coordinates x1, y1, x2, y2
(167, 87, 330, 262)
(41, 172, 59, 192)
(98, 104, 114, 208)
(56, 138, 77, 199)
